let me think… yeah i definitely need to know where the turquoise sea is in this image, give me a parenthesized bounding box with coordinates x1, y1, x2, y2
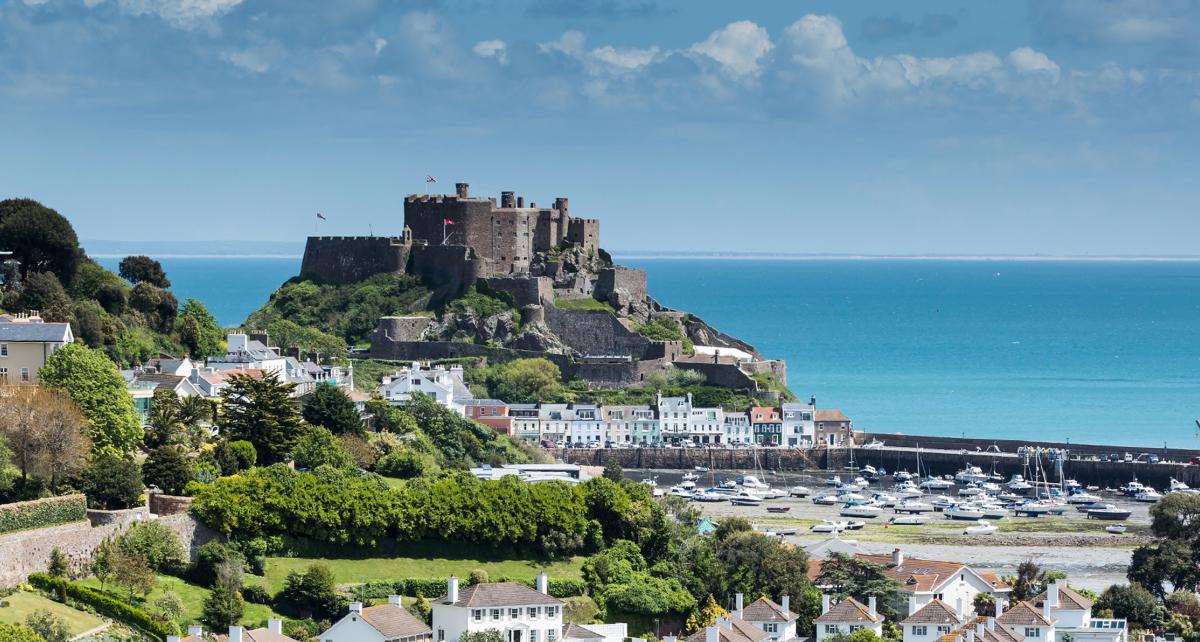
(98, 257, 1200, 448)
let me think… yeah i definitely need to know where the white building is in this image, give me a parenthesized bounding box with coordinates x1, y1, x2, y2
(781, 400, 816, 447)
(679, 616, 769, 642)
(207, 332, 288, 376)
(996, 601, 1056, 642)
(688, 407, 725, 445)
(814, 596, 885, 642)
(377, 362, 473, 414)
(657, 392, 692, 445)
(901, 599, 964, 642)
(568, 404, 602, 445)
(510, 404, 542, 442)
(843, 549, 1012, 617)
(320, 597, 432, 642)
(538, 404, 571, 443)
(739, 593, 800, 641)
(431, 574, 564, 642)
(1029, 583, 1126, 642)
(723, 412, 752, 445)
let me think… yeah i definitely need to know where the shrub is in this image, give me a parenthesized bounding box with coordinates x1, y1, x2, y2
(0, 623, 45, 642)
(468, 569, 489, 586)
(26, 573, 170, 640)
(0, 495, 87, 535)
(276, 564, 344, 621)
(24, 610, 69, 642)
(191, 542, 245, 587)
(119, 521, 187, 574)
(376, 450, 426, 479)
(242, 585, 273, 605)
(81, 453, 143, 510)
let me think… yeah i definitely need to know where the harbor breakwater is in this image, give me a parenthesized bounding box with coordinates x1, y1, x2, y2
(554, 434, 1200, 489)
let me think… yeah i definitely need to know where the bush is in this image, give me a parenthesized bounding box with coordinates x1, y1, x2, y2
(119, 521, 187, 574)
(81, 453, 143, 510)
(27, 573, 171, 640)
(0, 623, 45, 642)
(0, 495, 87, 535)
(242, 584, 273, 605)
(191, 542, 245, 587)
(376, 450, 426, 479)
(228, 441, 257, 471)
(24, 610, 69, 642)
(275, 563, 344, 621)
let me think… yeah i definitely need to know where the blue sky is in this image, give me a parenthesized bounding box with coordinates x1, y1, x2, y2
(2, 0, 1199, 255)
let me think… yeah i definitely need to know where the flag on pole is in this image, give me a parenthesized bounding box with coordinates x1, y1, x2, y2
(444, 218, 456, 225)
(426, 175, 437, 183)
(316, 212, 327, 221)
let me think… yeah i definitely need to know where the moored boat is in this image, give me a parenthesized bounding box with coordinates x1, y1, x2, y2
(1106, 524, 1127, 534)
(766, 506, 791, 514)
(888, 515, 928, 525)
(964, 520, 998, 536)
(841, 504, 884, 518)
(1085, 504, 1132, 520)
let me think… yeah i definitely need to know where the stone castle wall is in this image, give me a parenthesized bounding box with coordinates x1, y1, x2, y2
(480, 276, 554, 308)
(300, 236, 409, 285)
(594, 267, 648, 312)
(543, 305, 652, 358)
(374, 316, 435, 343)
(0, 512, 217, 587)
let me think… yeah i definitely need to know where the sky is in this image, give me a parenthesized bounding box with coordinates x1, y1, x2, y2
(2, 0, 1199, 256)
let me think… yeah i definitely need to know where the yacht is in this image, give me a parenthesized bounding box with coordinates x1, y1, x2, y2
(740, 475, 770, 491)
(957, 486, 986, 497)
(920, 476, 954, 491)
(944, 505, 987, 521)
(929, 495, 957, 511)
(841, 504, 884, 518)
(872, 493, 898, 507)
(1007, 475, 1033, 493)
(812, 494, 838, 506)
(836, 492, 867, 503)
(811, 520, 849, 533)
(788, 485, 812, 498)
(1169, 479, 1196, 494)
(888, 515, 929, 526)
(970, 503, 1010, 520)
(1119, 480, 1146, 496)
(669, 486, 694, 498)
(824, 475, 843, 486)
(964, 521, 998, 536)
(1065, 491, 1102, 504)
(1106, 524, 1127, 534)
(730, 490, 764, 506)
(894, 499, 934, 513)
(682, 472, 699, 482)
(1135, 489, 1163, 503)
(893, 470, 914, 482)
(680, 480, 696, 490)
(844, 520, 867, 531)
(1085, 504, 1132, 520)
(955, 465, 989, 484)
(692, 489, 726, 503)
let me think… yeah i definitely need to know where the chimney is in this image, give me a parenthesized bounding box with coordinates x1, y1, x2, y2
(868, 596, 877, 618)
(268, 618, 283, 635)
(388, 595, 402, 606)
(517, 196, 525, 208)
(987, 618, 996, 632)
(456, 183, 470, 198)
(892, 548, 904, 566)
(1043, 598, 1051, 620)
(810, 395, 817, 407)
(976, 623, 986, 638)
(448, 576, 460, 603)
(228, 626, 243, 642)
(705, 626, 720, 642)
(909, 596, 918, 616)
(782, 595, 791, 616)
(187, 626, 203, 637)
(227, 332, 248, 353)
(350, 602, 363, 614)
(249, 331, 269, 347)
(735, 593, 744, 618)
(822, 595, 831, 614)
(966, 631, 975, 642)
(956, 598, 965, 619)
(1048, 581, 1060, 609)
(501, 191, 516, 208)
(536, 572, 548, 594)
(996, 601, 1005, 617)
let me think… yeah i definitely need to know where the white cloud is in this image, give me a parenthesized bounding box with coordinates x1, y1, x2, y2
(473, 39, 508, 64)
(21, 0, 50, 6)
(540, 30, 659, 75)
(374, 38, 387, 56)
(589, 45, 659, 72)
(539, 30, 587, 58)
(220, 45, 279, 73)
(115, 0, 243, 27)
(688, 20, 774, 79)
(1007, 47, 1061, 82)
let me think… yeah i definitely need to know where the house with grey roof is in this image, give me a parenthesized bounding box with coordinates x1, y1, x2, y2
(902, 599, 964, 642)
(1029, 582, 1126, 642)
(814, 596, 884, 642)
(377, 362, 473, 415)
(0, 314, 73, 385)
(739, 593, 800, 641)
(320, 596, 433, 642)
(431, 574, 563, 642)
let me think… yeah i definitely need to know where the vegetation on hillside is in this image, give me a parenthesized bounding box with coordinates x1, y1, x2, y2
(0, 199, 222, 366)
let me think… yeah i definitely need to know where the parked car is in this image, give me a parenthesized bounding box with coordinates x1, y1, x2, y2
(1149, 455, 1160, 464)
(1191, 456, 1200, 466)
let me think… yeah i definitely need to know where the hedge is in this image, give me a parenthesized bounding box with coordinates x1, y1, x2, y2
(27, 573, 170, 641)
(350, 577, 586, 600)
(0, 495, 88, 535)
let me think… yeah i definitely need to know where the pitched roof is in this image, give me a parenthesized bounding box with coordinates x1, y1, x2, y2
(133, 373, 188, 389)
(814, 598, 883, 624)
(563, 623, 605, 640)
(361, 604, 432, 639)
(815, 410, 849, 422)
(902, 600, 963, 626)
(979, 573, 1011, 591)
(438, 582, 563, 608)
(996, 601, 1054, 627)
(683, 618, 770, 642)
(1030, 586, 1092, 612)
(0, 322, 72, 342)
(742, 597, 797, 622)
(856, 554, 967, 595)
(245, 628, 301, 642)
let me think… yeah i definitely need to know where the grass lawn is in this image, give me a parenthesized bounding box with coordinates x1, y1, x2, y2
(0, 591, 105, 636)
(552, 297, 614, 313)
(79, 574, 280, 626)
(262, 542, 585, 591)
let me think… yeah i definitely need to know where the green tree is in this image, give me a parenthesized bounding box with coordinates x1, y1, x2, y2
(129, 282, 178, 333)
(0, 433, 15, 496)
(1128, 540, 1197, 601)
(368, 398, 420, 434)
(175, 299, 222, 357)
(118, 256, 170, 288)
(491, 359, 563, 403)
(144, 445, 194, 495)
(47, 548, 68, 578)
(0, 199, 81, 285)
(119, 520, 187, 573)
(290, 425, 353, 470)
(276, 563, 344, 620)
(218, 371, 302, 464)
(90, 537, 116, 590)
(39, 342, 141, 454)
(1009, 559, 1045, 602)
(1095, 584, 1160, 629)
(602, 458, 624, 483)
(302, 384, 363, 436)
(685, 594, 730, 634)
(19, 272, 72, 322)
(155, 592, 186, 625)
(376, 449, 428, 479)
(973, 592, 996, 617)
(814, 553, 903, 621)
(81, 452, 143, 509)
(22, 612, 68, 642)
(110, 547, 157, 600)
(202, 583, 245, 629)
(0, 623, 46, 642)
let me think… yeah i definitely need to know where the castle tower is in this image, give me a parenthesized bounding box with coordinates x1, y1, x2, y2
(456, 182, 470, 198)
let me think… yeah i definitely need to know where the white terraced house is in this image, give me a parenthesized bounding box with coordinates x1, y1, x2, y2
(376, 362, 473, 414)
(657, 392, 692, 445)
(687, 406, 724, 445)
(738, 593, 801, 641)
(431, 574, 564, 642)
(814, 596, 885, 642)
(567, 404, 602, 445)
(781, 400, 816, 447)
(901, 599, 965, 642)
(723, 412, 752, 445)
(320, 597, 433, 642)
(1028, 582, 1127, 642)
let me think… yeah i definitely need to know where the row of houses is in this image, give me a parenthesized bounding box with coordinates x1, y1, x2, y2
(375, 361, 855, 448)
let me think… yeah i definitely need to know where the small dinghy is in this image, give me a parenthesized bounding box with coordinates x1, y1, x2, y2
(1106, 524, 1127, 534)
(964, 520, 998, 536)
(766, 506, 791, 514)
(888, 515, 929, 526)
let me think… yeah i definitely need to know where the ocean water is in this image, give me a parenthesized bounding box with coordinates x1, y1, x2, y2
(98, 257, 1200, 447)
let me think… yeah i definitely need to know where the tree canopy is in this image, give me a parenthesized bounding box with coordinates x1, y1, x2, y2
(118, 255, 171, 288)
(175, 298, 223, 357)
(302, 384, 363, 436)
(39, 342, 141, 454)
(217, 371, 303, 465)
(0, 199, 81, 286)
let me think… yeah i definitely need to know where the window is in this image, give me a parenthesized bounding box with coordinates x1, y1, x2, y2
(528, 607, 539, 618)
(824, 626, 838, 635)
(531, 633, 538, 642)
(510, 609, 520, 619)
(1025, 629, 1040, 638)
(849, 626, 862, 633)
(937, 627, 951, 634)
(491, 609, 502, 621)
(19, 368, 28, 382)
(546, 606, 557, 618)
(438, 630, 445, 642)
(0, 343, 7, 356)
(473, 610, 484, 622)
(0, 368, 6, 383)
(912, 627, 927, 636)
(547, 630, 557, 642)
(765, 624, 778, 633)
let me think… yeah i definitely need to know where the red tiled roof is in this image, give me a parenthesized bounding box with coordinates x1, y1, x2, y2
(815, 598, 883, 624)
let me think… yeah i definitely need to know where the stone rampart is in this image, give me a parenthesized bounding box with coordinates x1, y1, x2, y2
(407, 244, 480, 306)
(480, 276, 554, 308)
(672, 361, 758, 390)
(0, 513, 217, 587)
(148, 493, 194, 516)
(543, 305, 651, 358)
(374, 316, 434, 343)
(368, 340, 574, 373)
(86, 506, 149, 527)
(300, 236, 409, 285)
(594, 267, 648, 312)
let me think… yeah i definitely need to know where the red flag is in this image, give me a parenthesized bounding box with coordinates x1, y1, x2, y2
(444, 219, 456, 225)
